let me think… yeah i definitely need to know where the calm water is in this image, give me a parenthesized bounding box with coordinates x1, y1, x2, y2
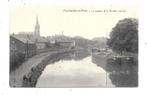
(36, 50, 138, 87)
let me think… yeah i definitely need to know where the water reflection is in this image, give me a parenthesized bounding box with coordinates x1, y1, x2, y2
(36, 50, 138, 87)
(36, 50, 115, 87)
(106, 58, 138, 87)
(55, 49, 90, 61)
(36, 56, 114, 87)
(92, 54, 138, 87)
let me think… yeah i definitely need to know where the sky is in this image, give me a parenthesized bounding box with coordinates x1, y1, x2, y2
(10, 5, 138, 39)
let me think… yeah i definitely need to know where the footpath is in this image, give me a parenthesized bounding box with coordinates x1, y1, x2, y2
(10, 51, 52, 87)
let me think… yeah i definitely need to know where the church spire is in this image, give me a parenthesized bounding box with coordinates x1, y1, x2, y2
(36, 15, 39, 25)
(34, 15, 40, 37)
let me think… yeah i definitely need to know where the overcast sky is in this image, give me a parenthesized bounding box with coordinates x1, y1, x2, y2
(10, 5, 138, 39)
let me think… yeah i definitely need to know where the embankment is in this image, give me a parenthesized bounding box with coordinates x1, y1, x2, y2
(22, 49, 75, 87)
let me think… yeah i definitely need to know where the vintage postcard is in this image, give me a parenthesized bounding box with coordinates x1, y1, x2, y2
(10, 5, 138, 88)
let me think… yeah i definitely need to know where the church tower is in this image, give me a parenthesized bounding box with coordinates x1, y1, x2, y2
(34, 15, 40, 37)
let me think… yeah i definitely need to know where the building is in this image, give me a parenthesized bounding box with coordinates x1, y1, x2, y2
(12, 15, 49, 50)
(35, 37, 48, 49)
(10, 35, 37, 58)
(10, 35, 37, 71)
(10, 36, 26, 55)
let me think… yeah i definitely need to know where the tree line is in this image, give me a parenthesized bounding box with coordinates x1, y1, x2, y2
(107, 18, 138, 53)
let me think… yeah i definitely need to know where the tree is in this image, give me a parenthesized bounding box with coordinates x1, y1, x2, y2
(107, 18, 138, 53)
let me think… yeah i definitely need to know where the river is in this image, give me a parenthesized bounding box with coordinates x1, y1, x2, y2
(36, 50, 138, 87)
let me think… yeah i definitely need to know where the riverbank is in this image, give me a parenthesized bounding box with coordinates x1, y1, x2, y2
(10, 49, 75, 87)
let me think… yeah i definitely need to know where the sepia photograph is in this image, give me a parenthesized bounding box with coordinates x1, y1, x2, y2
(9, 5, 138, 88)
